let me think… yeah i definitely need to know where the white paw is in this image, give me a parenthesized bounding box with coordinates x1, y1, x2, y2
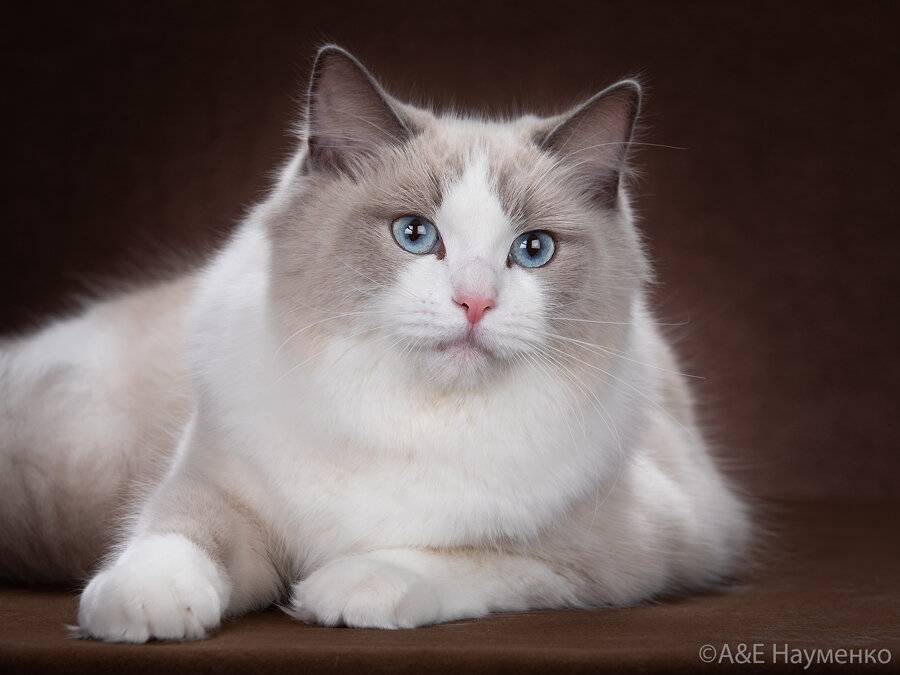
(289, 554, 440, 629)
(77, 534, 231, 643)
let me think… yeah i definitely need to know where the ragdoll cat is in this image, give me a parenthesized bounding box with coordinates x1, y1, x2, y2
(0, 45, 750, 642)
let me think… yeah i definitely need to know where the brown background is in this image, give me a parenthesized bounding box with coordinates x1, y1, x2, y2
(2, 0, 898, 500)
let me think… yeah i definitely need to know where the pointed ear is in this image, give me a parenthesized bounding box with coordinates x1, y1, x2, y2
(305, 45, 411, 173)
(539, 80, 641, 207)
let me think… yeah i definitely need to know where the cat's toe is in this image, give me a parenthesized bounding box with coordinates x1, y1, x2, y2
(76, 534, 230, 642)
(288, 554, 440, 629)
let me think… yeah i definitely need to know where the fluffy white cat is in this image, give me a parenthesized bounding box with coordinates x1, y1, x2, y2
(0, 46, 750, 642)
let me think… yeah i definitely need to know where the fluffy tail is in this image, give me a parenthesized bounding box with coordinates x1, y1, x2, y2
(0, 278, 196, 583)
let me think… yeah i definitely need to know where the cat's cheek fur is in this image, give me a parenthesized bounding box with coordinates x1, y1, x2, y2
(76, 534, 231, 643)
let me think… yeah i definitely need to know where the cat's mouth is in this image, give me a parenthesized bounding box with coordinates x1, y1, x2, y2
(435, 330, 490, 356)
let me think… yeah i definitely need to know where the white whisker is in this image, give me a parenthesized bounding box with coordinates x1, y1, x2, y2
(537, 329, 704, 380)
(273, 310, 381, 357)
(541, 341, 690, 435)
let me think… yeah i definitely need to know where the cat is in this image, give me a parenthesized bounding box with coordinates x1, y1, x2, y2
(0, 45, 750, 642)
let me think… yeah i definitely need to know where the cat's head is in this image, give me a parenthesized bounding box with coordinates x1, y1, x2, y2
(267, 46, 649, 390)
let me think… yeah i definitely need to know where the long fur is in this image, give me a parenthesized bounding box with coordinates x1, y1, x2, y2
(0, 46, 750, 641)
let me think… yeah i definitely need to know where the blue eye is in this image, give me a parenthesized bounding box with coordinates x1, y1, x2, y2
(391, 216, 441, 255)
(509, 231, 555, 268)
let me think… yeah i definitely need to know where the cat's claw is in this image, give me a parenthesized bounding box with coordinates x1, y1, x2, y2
(289, 554, 441, 629)
(76, 533, 230, 643)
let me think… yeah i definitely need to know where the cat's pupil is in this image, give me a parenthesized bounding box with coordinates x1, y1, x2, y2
(406, 220, 422, 242)
(525, 234, 541, 257)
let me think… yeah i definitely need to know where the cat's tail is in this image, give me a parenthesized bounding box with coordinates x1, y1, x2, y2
(0, 277, 197, 584)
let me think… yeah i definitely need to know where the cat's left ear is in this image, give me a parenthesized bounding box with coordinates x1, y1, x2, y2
(538, 80, 641, 208)
(305, 45, 412, 174)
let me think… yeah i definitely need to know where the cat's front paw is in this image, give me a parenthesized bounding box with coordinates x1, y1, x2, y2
(289, 553, 440, 629)
(76, 534, 231, 643)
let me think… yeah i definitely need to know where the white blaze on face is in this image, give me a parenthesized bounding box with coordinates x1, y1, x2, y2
(435, 152, 512, 305)
(379, 147, 551, 386)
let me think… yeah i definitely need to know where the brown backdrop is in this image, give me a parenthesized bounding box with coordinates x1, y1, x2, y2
(3, 1, 898, 499)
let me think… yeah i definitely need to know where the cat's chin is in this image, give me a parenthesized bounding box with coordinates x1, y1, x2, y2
(419, 336, 499, 388)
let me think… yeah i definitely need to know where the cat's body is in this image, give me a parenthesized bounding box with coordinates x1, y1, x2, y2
(0, 47, 749, 641)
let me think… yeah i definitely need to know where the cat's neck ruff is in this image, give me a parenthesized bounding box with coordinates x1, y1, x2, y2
(256, 318, 653, 551)
(182, 219, 655, 550)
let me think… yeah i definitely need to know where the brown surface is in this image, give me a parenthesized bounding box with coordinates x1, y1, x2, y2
(1, 501, 898, 673)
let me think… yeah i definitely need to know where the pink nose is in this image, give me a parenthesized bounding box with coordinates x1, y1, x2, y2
(453, 294, 495, 325)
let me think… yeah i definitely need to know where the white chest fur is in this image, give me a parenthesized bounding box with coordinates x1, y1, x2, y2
(213, 342, 631, 568)
(186, 221, 645, 570)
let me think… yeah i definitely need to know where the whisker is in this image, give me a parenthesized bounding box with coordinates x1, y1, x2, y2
(537, 329, 704, 380)
(550, 316, 691, 328)
(541, 341, 690, 435)
(521, 351, 586, 446)
(273, 310, 381, 357)
(272, 323, 389, 386)
(533, 346, 622, 450)
(331, 110, 406, 145)
(528, 346, 628, 524)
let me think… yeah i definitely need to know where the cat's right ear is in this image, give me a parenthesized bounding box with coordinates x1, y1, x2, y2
(304, 45, 411, 174)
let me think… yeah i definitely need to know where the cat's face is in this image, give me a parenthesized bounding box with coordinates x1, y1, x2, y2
(268, 47, 647, 390)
